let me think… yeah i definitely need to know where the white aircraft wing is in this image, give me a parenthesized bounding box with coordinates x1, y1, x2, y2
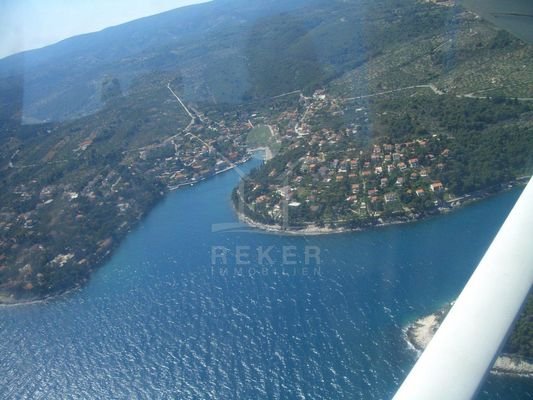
(393, 178, 533, 400)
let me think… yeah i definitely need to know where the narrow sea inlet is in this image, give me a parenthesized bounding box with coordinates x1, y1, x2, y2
(0, 159, 531, 399)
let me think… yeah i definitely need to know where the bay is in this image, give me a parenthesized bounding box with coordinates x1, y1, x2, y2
(0, 159, 531, 399)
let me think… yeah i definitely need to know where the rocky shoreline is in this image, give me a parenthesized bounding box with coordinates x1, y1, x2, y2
(236, 211, 351, 235)
(405, 307, 533, 378)
(0, 286, 82, 308)
(236, 210, 423, 236)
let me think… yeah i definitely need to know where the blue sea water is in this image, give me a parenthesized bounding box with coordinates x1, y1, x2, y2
(0, 160, 531, 399)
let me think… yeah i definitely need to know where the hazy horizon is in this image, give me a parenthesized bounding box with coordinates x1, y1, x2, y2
(0, 0, 211, 59)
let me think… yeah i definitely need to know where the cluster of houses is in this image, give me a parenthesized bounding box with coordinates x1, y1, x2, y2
(136, 111, 251, 189)
(239, 89, 454, 223)
(0, 171, 133, 290)
(247, 133, 451, 221)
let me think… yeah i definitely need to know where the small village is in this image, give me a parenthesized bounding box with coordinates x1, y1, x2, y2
(236, 88, 500, 228)
(0, 86, 252, 296)
(246, 136, 451, 224)
(1, 78, 530, 295)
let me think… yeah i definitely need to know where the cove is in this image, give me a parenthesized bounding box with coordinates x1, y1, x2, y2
(0, 159, 531, 399)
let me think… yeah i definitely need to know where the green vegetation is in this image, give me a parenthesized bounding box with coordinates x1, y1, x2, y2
(506, 295, 533, 359)
(370, 95, 533, 194)
(246, 125, 281, 157)
(247, 126, 273, 147)
(236, 92, 533, 229)
(230, 0, 533, 361)
(0, 0, 532, 362)
(0, 73, 249, 301)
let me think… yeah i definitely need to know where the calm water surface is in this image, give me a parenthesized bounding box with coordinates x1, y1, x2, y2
(0, 160, 531, 399)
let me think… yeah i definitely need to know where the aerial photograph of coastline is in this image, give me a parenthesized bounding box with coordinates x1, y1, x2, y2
(0, 0, 531, 398)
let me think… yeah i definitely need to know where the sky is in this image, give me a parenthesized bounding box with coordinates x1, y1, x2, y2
(0, 0, 210, 59)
